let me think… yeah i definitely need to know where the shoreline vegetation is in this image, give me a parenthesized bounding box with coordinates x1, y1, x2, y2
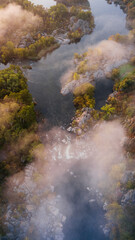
(0, 65, 40, 182)
(0, 0, 94, 64)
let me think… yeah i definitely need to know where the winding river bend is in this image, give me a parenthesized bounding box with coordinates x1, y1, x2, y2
(1, 1, 129, 239)
(27, 0, 128, 127)
(25, 1, 128, 239)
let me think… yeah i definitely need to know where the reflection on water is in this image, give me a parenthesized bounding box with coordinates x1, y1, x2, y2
(30, 0, 56, 8)
(27, 0, 128, 126)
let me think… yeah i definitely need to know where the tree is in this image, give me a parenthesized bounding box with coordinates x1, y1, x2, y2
(101, 104, 115, 119)
(9, 89, 33, 105)
(17, 104, 36, 128)
(119, 73, 135, 92)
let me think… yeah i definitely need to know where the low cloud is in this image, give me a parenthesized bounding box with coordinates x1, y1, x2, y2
(0, 3, 41, 44)
(61, 40, 133, 95)
(3, 121, 126, 239)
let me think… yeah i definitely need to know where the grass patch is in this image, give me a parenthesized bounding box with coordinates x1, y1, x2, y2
(119, 63, 135, 79)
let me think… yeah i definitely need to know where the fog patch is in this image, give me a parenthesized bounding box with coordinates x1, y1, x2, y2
(0, 100, 19, 126)
(3, 120, 126, 239)
(0, 4, 41, 45)
(61, 40, 133, 95)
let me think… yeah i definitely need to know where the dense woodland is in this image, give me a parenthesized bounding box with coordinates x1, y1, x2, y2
(0, 65, 40, 182)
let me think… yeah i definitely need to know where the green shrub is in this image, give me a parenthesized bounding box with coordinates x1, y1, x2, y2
(77, 60, 88, 74)
(68, 30, 82, 40)
(119, 74, 135, 92)
(17, 104, 36, 128)
(73, 82, 94, 97)
(73, 72, 80, 80)
(101, 104, 115, 119)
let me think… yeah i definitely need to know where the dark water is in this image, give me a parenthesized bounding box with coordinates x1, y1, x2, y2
(27, 0, 128, 127)
(95, 78, 114, 109)
(55, 161, 108, 240)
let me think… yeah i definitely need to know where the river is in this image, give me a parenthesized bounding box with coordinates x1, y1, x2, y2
(27, 0, 128, 127)
(26, 1, 128, 239)
(1, 1, 129, 239)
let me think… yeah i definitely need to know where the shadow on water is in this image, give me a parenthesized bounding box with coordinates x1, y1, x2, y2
(95, 78, 114, 110)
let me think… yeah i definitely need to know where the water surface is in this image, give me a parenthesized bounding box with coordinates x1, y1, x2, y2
(23, 2, 129, 239)
(27, 0, 128, 126)
(30, 0, 56, 8)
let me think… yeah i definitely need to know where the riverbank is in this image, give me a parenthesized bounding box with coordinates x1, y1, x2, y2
(61, 0, 135, 238)
(0, 0, 94, 64)
(61, 0, 135, 135)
